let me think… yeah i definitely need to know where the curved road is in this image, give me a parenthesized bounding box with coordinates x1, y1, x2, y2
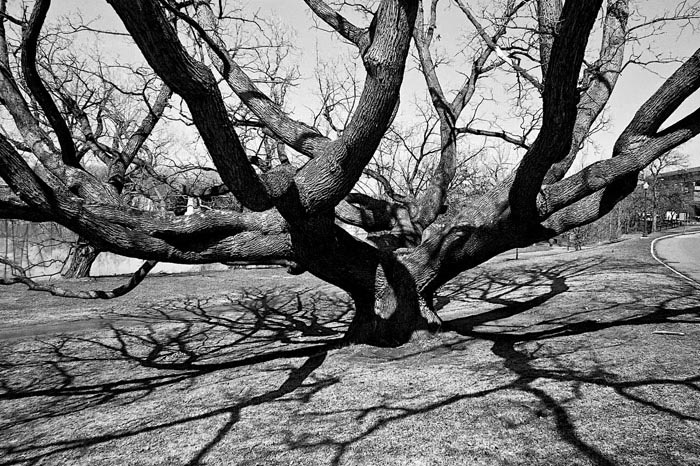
(653, 231, 700, 285)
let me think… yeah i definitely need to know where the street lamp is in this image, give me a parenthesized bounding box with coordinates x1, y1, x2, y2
(642, 181, 649, 237)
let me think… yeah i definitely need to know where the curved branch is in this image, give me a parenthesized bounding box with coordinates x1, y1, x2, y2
(304, 0, 371, 53)
(21, 0, 79, 168)
(107, 0, 274, 211)
(192, 1, 331, 159)
(0, 134, 70, 213)
(623, 50, 700, 137)
(60, 91, 116, 167)
(451, 0, 530, 115)
(536, 0, 563, 77)
(0, 7, 113, 204)
(540, 174, 637, 235)
(539, 48, 700, 218)
(0, 256, 158, 299)
(294, 0, 418, 215)
(413, 0, 450, 120)
(654, 106, 700, 148)
(108, 83, 173, 191)
(336, 193, 395, 231)
(0, 133, 293, 267)
(412, 0, 527, 228)
(363, 167, 408, 202)
(123, 84, 173, 164)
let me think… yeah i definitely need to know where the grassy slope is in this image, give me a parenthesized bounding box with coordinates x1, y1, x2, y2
(0, 236, 699, 465)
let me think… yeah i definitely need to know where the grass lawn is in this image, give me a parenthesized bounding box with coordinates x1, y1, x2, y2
(1, 235, 699, 465)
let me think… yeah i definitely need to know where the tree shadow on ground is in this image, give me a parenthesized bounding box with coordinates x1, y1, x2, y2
(285, 258, 700, 465)
(0, 286, 352, 465)
(433, 258, 700, 466)
(1, 259, 699, 465)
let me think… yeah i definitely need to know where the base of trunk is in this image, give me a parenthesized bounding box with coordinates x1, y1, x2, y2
(344, 311, 442, 347)
(344, 259, 443, 347)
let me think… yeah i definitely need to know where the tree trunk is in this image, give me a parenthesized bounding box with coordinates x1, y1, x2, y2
(344, 257, 442, 347)
(284, 217, 443, 347)
(62, 239, 99, 278)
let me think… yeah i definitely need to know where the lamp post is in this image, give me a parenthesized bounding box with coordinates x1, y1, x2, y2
(642, 181, 649, 237)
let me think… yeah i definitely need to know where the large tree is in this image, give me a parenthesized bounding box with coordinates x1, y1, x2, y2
(1, 0, 699, 345)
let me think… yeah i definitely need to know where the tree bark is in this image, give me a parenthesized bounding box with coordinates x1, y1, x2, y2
(2, 0, 700, 349)
(62, 239, 99, 278)
(344, 255, 442, 346)
(282, 215, 442, 347)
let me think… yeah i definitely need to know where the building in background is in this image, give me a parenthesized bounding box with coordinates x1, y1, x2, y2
(653, 166, 700, 221)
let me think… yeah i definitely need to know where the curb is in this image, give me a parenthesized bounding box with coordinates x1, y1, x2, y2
(650, 231, 700, 289)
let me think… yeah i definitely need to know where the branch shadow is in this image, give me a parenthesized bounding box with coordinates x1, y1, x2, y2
(0, 286, 352, 465)
(284, 257, 700, 465)
(435, 257, 700, 466)
(2, 256, 699, 465)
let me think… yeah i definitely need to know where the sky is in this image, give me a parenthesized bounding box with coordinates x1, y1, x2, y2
(34, 0, 700, 174)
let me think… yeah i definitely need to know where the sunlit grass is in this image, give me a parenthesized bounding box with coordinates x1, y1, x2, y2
(1, 235, 699, 465)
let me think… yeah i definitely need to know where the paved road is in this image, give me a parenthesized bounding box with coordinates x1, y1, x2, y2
(653, 231, 700, 284)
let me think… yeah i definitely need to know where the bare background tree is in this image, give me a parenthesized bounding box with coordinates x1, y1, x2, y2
(644, 149, 689, 233)
(1, 0, 700, 345)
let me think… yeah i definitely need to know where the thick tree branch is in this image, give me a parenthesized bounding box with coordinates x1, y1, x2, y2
(536, 0, 562, 77)
(336, 193, 395, 231)
(0, 197, 53, 222)
(0, 0, 12, 69)
(508, 0, 602, 220)
(21, 0, 80, 168)
(654, 106, 700, 148)
(540, 174, 637, 235)
(291, 0, 418, 216)
(543, 0, 630, 184)
(623, 50, 700, 137)
(0, 132, 292, 266)
(84, 204, 287, 240)
(107, 0, 275, 211)
(0, 134, 73, 215)
(192, 1, 331, 159)
(539, 48, 700, 218)
(0, 46, 116, 203)
(74, 204, 297, 267)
